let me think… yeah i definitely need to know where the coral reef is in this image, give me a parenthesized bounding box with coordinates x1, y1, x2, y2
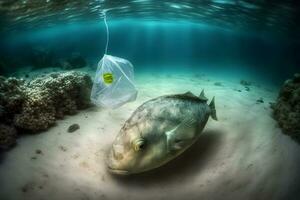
(0, 71, 92, 150)
(0, 76, 25, 121)
(272, 73, 300, 143)
(14, 71, 92, 131)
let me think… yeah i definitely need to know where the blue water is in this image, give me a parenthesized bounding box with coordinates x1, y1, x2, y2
(1, 20, 299, 87)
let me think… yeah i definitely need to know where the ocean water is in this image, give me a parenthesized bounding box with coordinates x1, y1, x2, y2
(1, 20, 300, 82)
(0, 1, 300, 200)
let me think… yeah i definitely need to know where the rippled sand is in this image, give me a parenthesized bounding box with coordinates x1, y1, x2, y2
(1, 70, 299, 200)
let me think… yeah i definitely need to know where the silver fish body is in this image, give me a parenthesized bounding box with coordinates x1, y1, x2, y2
(106, 91, 217, 175)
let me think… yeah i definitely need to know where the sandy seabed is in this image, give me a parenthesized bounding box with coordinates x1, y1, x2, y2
(0, 70, 300, 200)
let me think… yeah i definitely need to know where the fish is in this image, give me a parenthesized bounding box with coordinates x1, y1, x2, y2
(106, 90, 217, 175)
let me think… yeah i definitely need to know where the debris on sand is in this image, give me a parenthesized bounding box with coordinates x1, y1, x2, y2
(59, 145, 67, 152)
(214, 82, 223, 86)
(245, 86, 250, 91)
(240, 80, 252, 86)
(272, 73, 300, 143)
(68, 123, 80, 133)
(31, 156, 37, 160)
(21, 182, 36, 193)
(35, 149, 43, 154)
(256, 98, 264, 104)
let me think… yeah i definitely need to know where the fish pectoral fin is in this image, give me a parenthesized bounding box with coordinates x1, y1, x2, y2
(173, 139, 190, 149)
(165, 117, 196, 140)
(170, 138, 193, 151)
(172, 142, 184, 151)
(167, 137, 194, 152)
(166, 117, 197, 152)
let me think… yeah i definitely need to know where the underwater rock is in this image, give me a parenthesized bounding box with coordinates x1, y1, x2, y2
(0, 124, 17, 150)
(272, 73, 300, 143)
(0, 76, 25, 120)
(1, 71, 92, 137)
(14, 71, 92, 131)
(68, 123, 80, 133)
(0, 76, 25, 151)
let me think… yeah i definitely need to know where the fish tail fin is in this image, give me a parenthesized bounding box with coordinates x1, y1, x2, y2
(209, 96, 218, 121)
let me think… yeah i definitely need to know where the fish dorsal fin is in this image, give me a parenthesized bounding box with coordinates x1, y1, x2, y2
(165, 117, 197, 152)
(209, 96, 218, 121)
(199, 89, 208, 101)
(183, 91, 196, 98)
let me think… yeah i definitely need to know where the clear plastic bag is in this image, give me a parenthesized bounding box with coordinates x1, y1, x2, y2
(90, 54, 138, 108)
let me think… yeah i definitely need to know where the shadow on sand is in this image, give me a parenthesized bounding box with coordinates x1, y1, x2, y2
(109, 129, 224, 186)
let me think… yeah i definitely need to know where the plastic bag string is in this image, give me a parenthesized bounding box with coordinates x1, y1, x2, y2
(104, 12, 109, 55)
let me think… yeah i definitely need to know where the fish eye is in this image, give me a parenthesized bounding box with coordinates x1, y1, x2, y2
(133, 138, 145, 151)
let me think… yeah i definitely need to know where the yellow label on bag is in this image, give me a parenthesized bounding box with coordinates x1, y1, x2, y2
(103, 73, 114, 84)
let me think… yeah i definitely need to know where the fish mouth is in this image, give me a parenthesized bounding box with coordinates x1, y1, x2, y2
(107, 166, 130, 175)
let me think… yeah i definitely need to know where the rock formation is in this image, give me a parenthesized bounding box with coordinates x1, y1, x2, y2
(0, 71, 92, 150)
(272, 73, 300, 143)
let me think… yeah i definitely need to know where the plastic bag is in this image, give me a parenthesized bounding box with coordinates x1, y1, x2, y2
(90, 54, 138, 108)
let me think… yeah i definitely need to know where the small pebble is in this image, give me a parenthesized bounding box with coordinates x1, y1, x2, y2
(68, 124, 80, 133)
(35, 149, 42, 154)
(214, 82, 223, 86)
